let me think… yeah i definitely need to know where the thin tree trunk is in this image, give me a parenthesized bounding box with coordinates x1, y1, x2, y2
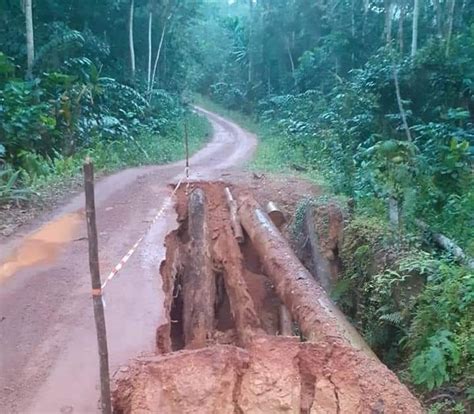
(286, 36, 296, 85)
(149, 19, 168, 93)
(129, 0, 136, 80)
(411, 0, 420, 57)
(351, 0, 356, 67)
(393, 66, 412, 142)
(362, 0, 370, 47)
(248, 0, 253, 83)
(433, 0, 444, 37)
(399, 1, 405, 54)
(24, 0, 35, 79)
(384, 0, 393, 44)
(147, 11, 153, 90)
(445, 0, 456, 56)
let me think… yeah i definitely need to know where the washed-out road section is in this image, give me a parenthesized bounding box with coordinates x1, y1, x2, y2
(0, 107, 256, 414)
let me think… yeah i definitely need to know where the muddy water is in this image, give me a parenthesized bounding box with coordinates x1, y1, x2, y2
(0, 212, 83, 282)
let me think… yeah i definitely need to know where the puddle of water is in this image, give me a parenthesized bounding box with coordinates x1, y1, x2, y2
(0, 212, 83, 282)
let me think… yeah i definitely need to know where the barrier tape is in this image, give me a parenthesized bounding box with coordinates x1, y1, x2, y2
(100, 173, 186, 291)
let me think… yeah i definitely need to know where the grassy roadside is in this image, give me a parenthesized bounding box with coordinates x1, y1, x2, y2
(0, 112, 211, 236)
(193, 95, 474, 414)
(194, 94, 327, 185)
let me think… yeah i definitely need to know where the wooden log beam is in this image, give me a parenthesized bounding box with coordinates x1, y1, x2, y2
(278, 305, 293, 336)
(237, 192, 376, 358)
(183, 188, 215, 349)
(266, 201, 286, 228)
(224, 187, 244, 243)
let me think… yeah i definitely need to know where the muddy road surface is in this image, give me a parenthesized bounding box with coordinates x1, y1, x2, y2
(0, 108, 256, 414)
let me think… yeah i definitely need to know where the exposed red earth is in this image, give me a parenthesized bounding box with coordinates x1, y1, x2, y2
(1, 109, 423, 413)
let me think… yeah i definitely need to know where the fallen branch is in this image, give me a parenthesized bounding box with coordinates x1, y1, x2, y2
(415, 219, 474, 270)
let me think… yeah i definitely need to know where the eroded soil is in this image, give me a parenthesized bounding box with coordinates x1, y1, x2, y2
(113, 182, 423, 414)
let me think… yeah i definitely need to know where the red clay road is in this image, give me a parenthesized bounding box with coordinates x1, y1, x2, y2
(0, 108, 256, 413)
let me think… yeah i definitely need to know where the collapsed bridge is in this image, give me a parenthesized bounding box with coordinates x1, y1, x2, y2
(113, 181, 423, 414)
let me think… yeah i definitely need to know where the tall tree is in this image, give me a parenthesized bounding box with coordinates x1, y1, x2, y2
(384, 0, 394, 45)
(445, 0, 456, 56)
(147, 1, 154, 90)
(150, 13, 170, 92)
(411, 0, 420, 57)
(129, 0, 136, 80)
(24, 0, 35, 79)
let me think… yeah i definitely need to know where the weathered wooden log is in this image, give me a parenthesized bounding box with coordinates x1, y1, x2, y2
(183, 188, 216, 349)
(416, 219, 474, 270)
(266, 201, 286, 228)
(237, 192, 376, 358)
(278, 305, 293, 336)
(214, 235, 265, 346)
(224, 187, 244, 244)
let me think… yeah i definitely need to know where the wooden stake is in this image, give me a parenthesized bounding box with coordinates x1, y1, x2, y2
(184, 119, 189, 173)
(83, 158, 112, 414)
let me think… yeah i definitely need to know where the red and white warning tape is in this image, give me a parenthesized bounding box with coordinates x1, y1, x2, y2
(100, 174, 186, 291)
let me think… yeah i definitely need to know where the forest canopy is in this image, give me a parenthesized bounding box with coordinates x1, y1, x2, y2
(0, 1, 473, 411)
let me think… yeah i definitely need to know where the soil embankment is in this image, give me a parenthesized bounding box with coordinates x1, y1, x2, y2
(113, 182, 423, 414)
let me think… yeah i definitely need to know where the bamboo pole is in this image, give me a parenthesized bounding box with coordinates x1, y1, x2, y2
(83, 158, 112, 414)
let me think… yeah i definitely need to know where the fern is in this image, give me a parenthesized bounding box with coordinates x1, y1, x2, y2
(35, 25, 85, 70)
(379, 311, 403, 327)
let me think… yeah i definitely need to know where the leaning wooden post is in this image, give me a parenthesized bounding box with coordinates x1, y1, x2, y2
(83, 158, 112, 414)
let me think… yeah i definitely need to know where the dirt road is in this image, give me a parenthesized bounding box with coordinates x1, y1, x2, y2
(0, 108, 256, 414)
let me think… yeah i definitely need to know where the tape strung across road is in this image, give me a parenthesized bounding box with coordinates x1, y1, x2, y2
(100, 174, 186, 291)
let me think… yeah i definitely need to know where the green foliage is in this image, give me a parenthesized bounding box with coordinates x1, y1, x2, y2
(338, 217, 474, 394)
(0, 167, 34, 203)
(410, 330, 460, 390)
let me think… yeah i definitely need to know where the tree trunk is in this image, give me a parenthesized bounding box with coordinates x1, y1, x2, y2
(445, 0, 456, 56)
(129, 0, 136, 80)
(247, 0, 253, 83)
(286, 36, 296, 85)
(149, 18, 168, 93)
(398, 1, 405, 54)
(393, 65, 412, 142)
(411, 0, 420, 57)
(24, 0, 35, 79)
(351, 0, 356, 67)
(433, 0, 444, 37)
(183, 189, 216, 349)
(147, 11, 153, 90)
(362, 0, 370, 47)
(384, 0, 393, 44)
(236, 192, 377, 358)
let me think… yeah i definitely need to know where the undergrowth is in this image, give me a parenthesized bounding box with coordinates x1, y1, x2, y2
(197, 96, 474, 412)
(195, 94, 327, 184)
(0, 112, 211, 206)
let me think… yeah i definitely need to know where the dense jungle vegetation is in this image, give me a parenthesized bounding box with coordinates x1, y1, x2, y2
(0, 0, 210, 204)
(190, 1, 474, 411)
(1, 0, 473, 411)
